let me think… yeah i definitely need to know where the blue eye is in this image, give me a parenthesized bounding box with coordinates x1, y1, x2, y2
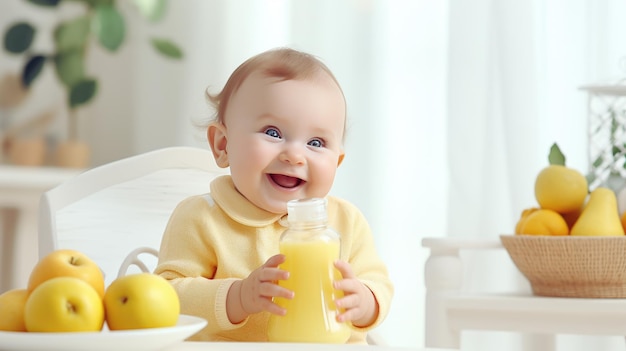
(264, 128, 281, 138)
(308, 139, 324, 148)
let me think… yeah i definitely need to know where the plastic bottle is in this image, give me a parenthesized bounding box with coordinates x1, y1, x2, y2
(267, 198, 351, 343)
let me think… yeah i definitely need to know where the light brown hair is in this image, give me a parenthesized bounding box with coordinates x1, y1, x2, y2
(206, 47, 346, 129)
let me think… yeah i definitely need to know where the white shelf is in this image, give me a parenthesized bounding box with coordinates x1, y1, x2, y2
(579, 84, 626, 96)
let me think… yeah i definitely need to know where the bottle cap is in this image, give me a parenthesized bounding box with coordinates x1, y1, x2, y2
(287, 198, 327, 223)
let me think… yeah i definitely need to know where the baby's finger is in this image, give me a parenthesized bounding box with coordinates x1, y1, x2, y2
(264, 254, 286, 268)
(265, 300, 288, 316)
(259, 284, 292, 316)
(334, 260, 355, 279)
(335, 291, 360, 310)
(247, 293, 286, 316)
(258, 267, 289, 282)
(333, 276, 361, 293)
(259, 282, 294, 300)
(336, 305, 361, 323)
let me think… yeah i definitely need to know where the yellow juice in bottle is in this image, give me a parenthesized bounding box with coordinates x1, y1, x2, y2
(267, 240, 350, 343)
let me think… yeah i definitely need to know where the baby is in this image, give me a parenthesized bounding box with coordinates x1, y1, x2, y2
(155, 47, 393, 344)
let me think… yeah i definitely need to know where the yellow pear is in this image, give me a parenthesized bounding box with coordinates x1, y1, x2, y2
(570, 187, 625, 236)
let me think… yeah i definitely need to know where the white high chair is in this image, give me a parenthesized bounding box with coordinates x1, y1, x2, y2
(422, 237, 626, 351)
(37, 146, 386, 345)
(38, 146, 229, 286)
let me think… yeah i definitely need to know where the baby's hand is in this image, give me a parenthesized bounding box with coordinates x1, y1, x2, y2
(239, 254, 293, 316)
(333, 260, 379, 328)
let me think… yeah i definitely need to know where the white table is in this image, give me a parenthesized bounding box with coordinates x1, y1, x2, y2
(423, 237, 626, 350)
(0, 165, 82, 292)
(162, 342, 457, 351)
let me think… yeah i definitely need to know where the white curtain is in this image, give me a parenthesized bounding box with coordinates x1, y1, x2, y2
(121, 0, 626, 349)
(133, 1, 449, 345)
(447, 0, 626, 350)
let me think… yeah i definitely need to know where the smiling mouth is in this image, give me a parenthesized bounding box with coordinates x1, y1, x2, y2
(270, 174, 304, 189)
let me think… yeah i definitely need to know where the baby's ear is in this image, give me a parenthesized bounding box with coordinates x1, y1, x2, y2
(337, 151, 345, 167)
(207, 122, 229, 168)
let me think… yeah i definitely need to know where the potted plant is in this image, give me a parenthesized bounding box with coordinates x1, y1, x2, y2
(3, 0, 183, 168)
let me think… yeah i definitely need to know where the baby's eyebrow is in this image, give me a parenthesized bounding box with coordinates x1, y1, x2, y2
(310, 125, 342, 138)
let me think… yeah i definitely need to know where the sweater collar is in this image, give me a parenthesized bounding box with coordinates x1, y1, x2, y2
(210, 175, 286, 227)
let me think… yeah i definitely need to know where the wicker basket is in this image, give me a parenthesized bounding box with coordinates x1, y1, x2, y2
(500, 235, 626, 298)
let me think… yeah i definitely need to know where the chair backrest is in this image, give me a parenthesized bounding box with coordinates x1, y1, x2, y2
(38, 146, 229, 287)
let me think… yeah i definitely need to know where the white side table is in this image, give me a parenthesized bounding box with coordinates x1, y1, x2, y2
(0, 165, 82, 292)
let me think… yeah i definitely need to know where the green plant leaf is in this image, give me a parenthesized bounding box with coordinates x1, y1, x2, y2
(54, 50, 85, 87)
(612, 145, 622, 157)
(548, 142, 566, 166)
(592, 155, 603, 169)
(133, 0, 167, 22)
(93, 5, 125, 51)
(4, 22, 36, 54)
(26, 0, 61, 6)
(54, 16, 90, 52)
(73, 0, 114, 8)
(151, 38, 183, 59)
(69, 79, 97, 108)
(22, 55, 46, 87)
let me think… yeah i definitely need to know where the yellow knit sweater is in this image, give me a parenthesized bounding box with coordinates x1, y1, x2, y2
(155, 175, 393, 343)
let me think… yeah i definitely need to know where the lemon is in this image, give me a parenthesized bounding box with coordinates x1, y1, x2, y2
(518, 208, 569, 236)
(534, 165, 588, 214)
(514, 207, 539, 234)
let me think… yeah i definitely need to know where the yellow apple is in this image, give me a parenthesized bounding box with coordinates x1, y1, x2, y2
(0, 288, 29, 331)
(28, 249, 105, 299)
(104, 273, 180, 330)
(24, 276, 104, 332)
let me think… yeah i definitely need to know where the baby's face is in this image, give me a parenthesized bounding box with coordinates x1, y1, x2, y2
(221, 71, 346, 214)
